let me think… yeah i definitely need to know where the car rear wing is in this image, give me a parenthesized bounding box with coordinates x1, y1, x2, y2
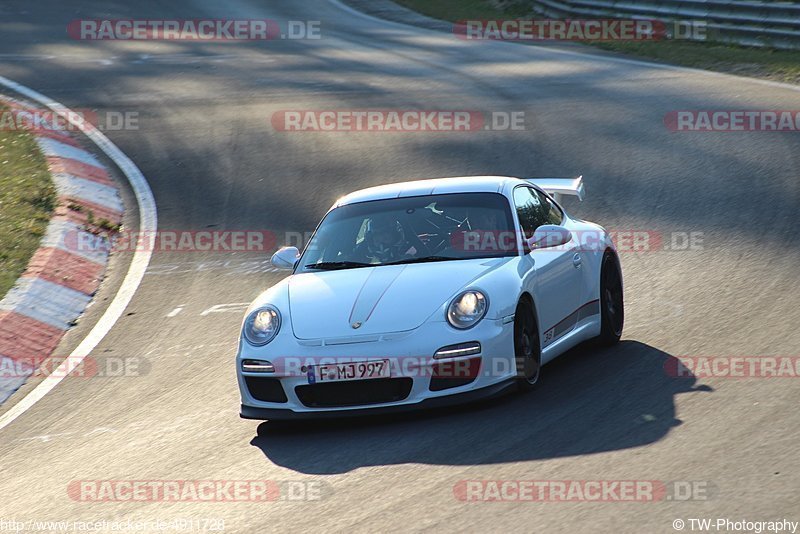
(526, 176, 584, 203)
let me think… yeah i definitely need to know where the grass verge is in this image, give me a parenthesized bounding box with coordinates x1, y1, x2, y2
(0, 103, 56, 299)
(393, 0, 800, 85)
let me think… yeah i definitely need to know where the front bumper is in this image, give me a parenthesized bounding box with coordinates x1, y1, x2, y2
(237, 317, 516, 420)
(240, 378, 517, 420)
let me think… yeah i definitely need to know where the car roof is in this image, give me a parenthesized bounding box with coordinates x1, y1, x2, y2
(334, 176, 526, 207)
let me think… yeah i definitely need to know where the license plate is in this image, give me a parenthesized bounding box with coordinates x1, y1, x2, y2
(307, 360, 390, 384)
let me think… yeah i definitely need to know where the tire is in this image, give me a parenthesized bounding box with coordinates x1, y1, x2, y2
(597, 250, 624, 345)
(514, 298, 541, 391)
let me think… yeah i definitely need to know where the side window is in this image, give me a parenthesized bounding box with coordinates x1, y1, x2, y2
(513, 187, 547, 240)
(532, 189, 564, 225)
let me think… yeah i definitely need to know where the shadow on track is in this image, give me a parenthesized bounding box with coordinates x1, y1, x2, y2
(250, 340, 711, 474)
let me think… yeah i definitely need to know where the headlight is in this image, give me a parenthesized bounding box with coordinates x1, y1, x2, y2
(243, 307, 281, 346)
(447, 290, 488, 329)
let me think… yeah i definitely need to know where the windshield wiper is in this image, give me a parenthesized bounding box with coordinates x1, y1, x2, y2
(384, 256, 456, 266)
(306, 257, 457, 270)
(304, 261, 373, 271)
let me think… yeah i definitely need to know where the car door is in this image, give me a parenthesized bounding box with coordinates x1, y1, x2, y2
(513, 186, 582, 352)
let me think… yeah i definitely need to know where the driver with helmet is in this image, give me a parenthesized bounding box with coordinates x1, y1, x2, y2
(354, 214, 418, 263)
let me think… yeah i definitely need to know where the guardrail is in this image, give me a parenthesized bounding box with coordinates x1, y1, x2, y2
(529, 0, 800, 48)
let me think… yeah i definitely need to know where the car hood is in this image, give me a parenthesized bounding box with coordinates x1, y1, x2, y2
(288, 258, 507, 339)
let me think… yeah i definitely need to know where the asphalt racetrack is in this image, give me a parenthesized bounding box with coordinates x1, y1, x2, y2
(0, 1, 799, 532)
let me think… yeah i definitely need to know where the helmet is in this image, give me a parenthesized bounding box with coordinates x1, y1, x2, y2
(365, 215, 405, 261)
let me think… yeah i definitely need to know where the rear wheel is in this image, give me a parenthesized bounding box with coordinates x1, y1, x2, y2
(597, 250, 624, 345)
(514, 298, 541, 390)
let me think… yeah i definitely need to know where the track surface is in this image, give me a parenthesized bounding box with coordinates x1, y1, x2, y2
(1, 1, 799, 532)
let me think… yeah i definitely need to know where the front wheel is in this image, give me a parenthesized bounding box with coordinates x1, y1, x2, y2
(514, 298, 541, 390)
(596, 250, 624, 345)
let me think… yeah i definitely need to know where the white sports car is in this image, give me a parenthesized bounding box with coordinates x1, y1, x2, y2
(238, 175, 623, 420)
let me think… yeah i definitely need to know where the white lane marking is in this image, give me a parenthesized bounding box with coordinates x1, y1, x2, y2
(169, 303, 256, 317)
(15, 432, 74, 443)
(327, 0, 800, 94)
(15, 426, 116, 443)
(165, 305, 185, 318)
(0, 76, 158, 433)
(200, 303, 250, 316)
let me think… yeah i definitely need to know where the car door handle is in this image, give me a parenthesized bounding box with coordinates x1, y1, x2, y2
(572, 253, 582, 268)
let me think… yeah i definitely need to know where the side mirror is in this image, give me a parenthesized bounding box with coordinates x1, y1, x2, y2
(527, 225, 571, 250)
(271, 246, 300, 270)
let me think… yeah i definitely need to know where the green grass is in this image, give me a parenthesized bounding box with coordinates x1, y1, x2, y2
(393, 0, 800, 84)
(0, 103, 56, 299)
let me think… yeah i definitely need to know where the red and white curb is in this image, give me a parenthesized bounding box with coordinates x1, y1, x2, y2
(0, 77, 154, 432)
(0, 96, 123, 403)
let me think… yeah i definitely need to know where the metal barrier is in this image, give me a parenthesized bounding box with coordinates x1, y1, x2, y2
(529, 0, 800, 48)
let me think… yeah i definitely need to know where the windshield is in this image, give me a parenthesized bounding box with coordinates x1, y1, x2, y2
(298, 192, 518, 272)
